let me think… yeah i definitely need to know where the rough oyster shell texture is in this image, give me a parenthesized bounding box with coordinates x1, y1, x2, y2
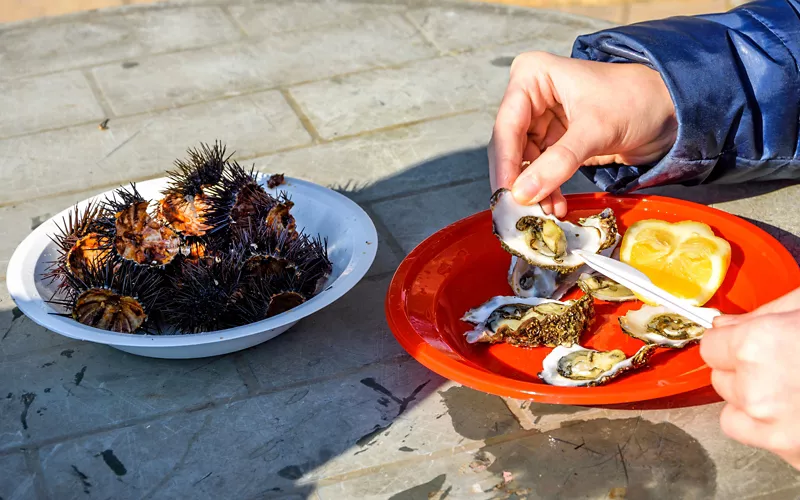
(538, 343, 658, 387)
(462, 294, 595, 348)
(490, 188, 618, 275)
(619, 304, 716, 348)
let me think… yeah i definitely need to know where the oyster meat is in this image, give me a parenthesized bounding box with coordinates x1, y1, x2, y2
(577, 272, 636, 302)
(538, 344, 658, 387)
(508, 234, 621, 299)
(619, 304, 717, 348)
(491, 188, 618, 274)
(462, 294, 594, 347)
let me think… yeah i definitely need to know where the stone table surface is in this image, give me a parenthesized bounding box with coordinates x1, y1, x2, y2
(1, 1, 799, 499)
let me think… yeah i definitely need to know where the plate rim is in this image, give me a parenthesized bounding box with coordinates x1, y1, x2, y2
(385, 192, 800, 404)
(6, 174, 378, 348)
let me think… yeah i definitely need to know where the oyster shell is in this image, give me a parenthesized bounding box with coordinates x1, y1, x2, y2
(578, 209, 618, 251)
(462, 294, 594, 347)
(619, 305, 716, 348)
(538, 344, 658, 387)
(508, 234, 621, 300)
(577, 273, 636, 302)
(491, 188, 618, 274)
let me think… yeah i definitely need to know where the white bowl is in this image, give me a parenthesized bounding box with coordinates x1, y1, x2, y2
(6, 174, 377, 359)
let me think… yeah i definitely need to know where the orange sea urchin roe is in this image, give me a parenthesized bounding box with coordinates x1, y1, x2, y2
(115, 201, 181, 266)
(158, 192, 212, 237)
(265, 201, 296, 234)
(66, 233, 109, 281)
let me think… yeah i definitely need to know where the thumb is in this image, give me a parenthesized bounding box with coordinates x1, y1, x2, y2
(511, 121, 601, 205)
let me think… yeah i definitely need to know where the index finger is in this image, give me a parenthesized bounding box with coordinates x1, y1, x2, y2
(489, 86, 531, 192)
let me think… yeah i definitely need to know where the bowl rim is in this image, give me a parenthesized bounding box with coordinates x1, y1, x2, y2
(385, 192, 800, 403)
(6, 174, 378, 347)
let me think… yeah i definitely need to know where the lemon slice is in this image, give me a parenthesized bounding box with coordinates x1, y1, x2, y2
(619, 220, 731, 306)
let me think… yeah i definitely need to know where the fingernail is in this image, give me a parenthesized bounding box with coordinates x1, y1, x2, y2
(512, 178, 540, 205)
(712, 314, 743, 327)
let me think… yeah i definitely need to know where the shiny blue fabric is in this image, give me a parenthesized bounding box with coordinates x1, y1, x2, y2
(571, 0, 800, 194)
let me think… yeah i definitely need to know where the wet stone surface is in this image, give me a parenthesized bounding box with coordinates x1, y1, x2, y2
(0, 0, 798, 498)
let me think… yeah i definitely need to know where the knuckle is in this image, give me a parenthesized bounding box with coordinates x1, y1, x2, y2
(545, 144, 579, 170)
(510, 51, 548, 75)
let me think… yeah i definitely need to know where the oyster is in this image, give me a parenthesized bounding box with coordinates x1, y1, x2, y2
(491, 188, 618, 274)
(539, 344, 658, 387)
(619, 305, 716, 348)
(508, 234, 621, 300)
(578, 209, 618, 251)
(462, 294, 594, 347)
(577, 273, 636, 302)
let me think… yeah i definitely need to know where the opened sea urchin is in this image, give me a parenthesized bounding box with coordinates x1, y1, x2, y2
(44, 201, 114, 288)
(157, 141, 229, 238)
(105, 184, 181, 267)
(48, 260, 163, 334)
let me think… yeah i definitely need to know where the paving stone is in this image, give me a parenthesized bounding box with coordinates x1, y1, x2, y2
(92, 15, 437, 115)
(318, 404, 800, 499)
(252, 112, 494, 202)
(0, 452, 36, 500)
(364, 222, 403, 277)
(551, 4, 627, 24)
(290, 56, 485, 139)
(0, 284, 79, 358)
(290, 37, 580, 139)
(0, 343, 246, 450)
(0, 6, 240, 80)
(406, 4, 610, 53)
(229, 0, 404, 35)
(36, 360, 518, 499)
(371, 179, 490, 254)
(239, 276, 407, 391)
(0, 91, 311, 206)
(0, 72, 104, 138)
(628, 0, 728, 24)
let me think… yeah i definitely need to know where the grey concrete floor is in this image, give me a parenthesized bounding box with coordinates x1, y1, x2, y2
(1, 1, 799, 499)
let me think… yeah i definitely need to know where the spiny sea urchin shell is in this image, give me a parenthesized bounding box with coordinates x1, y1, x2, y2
(43, 201, 114, 287)
(162, 252, 246, 333)
(232, 267, 308, 323)
(204, 162, 280, 249)
(232, 219, 332, 298)
(157, 141, 230, 237)
(49, 260, 163, 334)
(105, 184, 181, 267)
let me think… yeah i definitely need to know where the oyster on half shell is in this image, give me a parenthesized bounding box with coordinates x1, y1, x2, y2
(577, 272, 636, 302)
(619, 304, 717, 348)
(508, 234, 621, 300)
(462, 294, 594, 347)
(491, 189, 618, 274)
(538, 344, 658, 387)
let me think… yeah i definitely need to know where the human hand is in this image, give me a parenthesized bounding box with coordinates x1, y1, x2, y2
(488, 51, 678, 217)
(700, 287, 800, 468)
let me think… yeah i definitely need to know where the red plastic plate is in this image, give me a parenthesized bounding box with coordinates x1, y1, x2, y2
(386, 193, 800, 404)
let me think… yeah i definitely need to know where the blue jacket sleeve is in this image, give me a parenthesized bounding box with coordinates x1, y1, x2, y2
(571, 0, 800, 194)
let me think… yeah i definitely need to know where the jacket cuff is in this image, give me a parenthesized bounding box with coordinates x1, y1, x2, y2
(570, 3, 800, 193)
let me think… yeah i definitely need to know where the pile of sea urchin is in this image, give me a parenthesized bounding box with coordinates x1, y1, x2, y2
(43, 141, 332, 334)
